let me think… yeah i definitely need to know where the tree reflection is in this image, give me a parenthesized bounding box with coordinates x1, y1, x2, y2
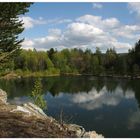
(1, 76, 140, 110)
(105, 78, 118, 93)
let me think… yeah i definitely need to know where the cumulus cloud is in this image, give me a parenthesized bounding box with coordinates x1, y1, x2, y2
(21, 13, 140, 52)
(76, 15, 120, 29)
(114, 25, 140, 39)
(22, 40, 34, 50)
(93, 3, 103, 9)
(20, 16, 46, 29)
(20, 16, 72, 30)
(128, 3, 140, 18)
(22, 28, 65, 50)
(62, 22, 104, 46)
(76, 14, 140, 41)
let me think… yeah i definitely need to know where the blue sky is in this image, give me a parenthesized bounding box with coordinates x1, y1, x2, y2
(21, 2, 140, 53)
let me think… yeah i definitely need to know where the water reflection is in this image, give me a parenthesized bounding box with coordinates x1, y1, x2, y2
(0, 76, 140, 137)
(70, 86, 135, 110)
(9, 96, 31, 105)
(0, 76, 140, 109)
(128, 110, 140, 130)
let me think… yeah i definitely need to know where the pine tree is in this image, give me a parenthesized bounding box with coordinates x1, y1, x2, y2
(0, 3, 32, 69)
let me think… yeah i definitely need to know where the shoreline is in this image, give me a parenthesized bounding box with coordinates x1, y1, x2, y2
(1, 71, 140, 80)
(0, 89, 104, 138)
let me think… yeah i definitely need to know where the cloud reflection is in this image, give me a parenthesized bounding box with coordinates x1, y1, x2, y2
(8, 97, 31, 105)
(128, 110, 140, 130)
(70, 86, 135, 110)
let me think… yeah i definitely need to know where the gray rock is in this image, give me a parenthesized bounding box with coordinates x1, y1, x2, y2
(0, 89, 104, 138)
(10, 105, 31, 115)
(83, 131, 104, 138)
(0, 89, 7, 104)
(23, 102, 47, 118)
(10, 102, 48, 119)
(67, 124, 85, 137)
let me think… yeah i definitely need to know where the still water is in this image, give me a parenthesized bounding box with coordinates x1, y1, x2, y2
(0, 76, 140, 138)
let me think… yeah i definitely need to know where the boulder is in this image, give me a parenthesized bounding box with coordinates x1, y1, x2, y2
(83, 131, 104, 138)
(10, 105, 32, 115)
(67, 124, 104, 138)
(0, 89, 7, 105)
(67, 124, 85, 137)
(23, 102, 47, 118)
(0, 89, 104, 138)
(10, 102, 48, 119)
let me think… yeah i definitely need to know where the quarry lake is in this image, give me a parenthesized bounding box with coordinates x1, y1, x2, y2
(0, 76, 140, 138)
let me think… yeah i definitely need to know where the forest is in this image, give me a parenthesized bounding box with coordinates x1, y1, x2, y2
(0, 3, 140, 78)
(1, 39, 140, 77)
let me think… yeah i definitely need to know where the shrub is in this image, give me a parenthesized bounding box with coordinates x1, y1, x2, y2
(30, 78, 47, 110)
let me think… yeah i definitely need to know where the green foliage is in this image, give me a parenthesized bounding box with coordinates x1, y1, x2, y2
(105, 48, 118, 70)
(132, 64, 139, 75)
(14, 50, 54, 72)
(0, 2, 139, 77)
(10, 39, 140, 77)
(30, 78, 47, 110)
(0, 3, 32, 70)
(128, 40, 140, 74)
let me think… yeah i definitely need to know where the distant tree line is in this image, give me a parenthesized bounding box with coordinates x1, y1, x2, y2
(0, 3, 140, 77)
(5, 39, 139, 77)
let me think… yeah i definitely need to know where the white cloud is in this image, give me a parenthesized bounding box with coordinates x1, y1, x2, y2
(20, 16, 72, 30)
(45, 18, 72, 25)
(20, 16, 46, 29)
(22, 40, 34, 50)
(76, 14, 120, 29)
(48, 28, 62, 36)
(62, 22, 104, 46)
(93, 3, 103, 9)
(76, 14, 140, 41)
(128, 3, 140, 18)
(103, 18, 120, 29)
(67, 22, 103, 36)
(57, 19, 72, 24)
(22, 14, 140, 53)
(22, 28, 64, 50)
(32, 35, 61, 50)
(114, 25, 140, 39)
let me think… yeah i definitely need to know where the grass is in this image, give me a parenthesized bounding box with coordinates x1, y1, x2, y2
(0, 68, 81, 79)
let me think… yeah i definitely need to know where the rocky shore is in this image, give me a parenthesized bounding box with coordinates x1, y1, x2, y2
(0, 89, 104, 138)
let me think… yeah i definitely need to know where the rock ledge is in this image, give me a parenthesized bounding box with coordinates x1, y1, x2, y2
(0, 89, 104, 138)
